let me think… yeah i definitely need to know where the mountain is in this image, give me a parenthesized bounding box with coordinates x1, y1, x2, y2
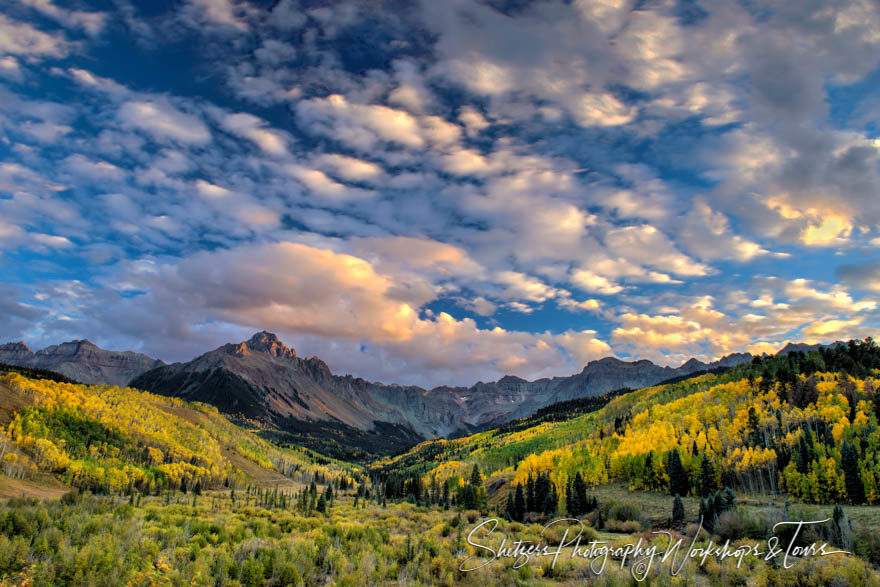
(0, 340, 163, 387)
(130, 331, 752, 457)
(776, 341, 844, 355)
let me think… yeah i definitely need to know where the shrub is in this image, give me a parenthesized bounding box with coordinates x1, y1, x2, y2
(606, 501, 642, 523)
(715, 510, 768, 542)
(604, 519, 642, 533)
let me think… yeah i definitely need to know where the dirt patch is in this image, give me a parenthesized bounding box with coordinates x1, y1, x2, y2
(0, 474, 69, 500)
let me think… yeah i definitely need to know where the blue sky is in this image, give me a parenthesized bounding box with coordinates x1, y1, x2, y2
(1, 0, 880, 387)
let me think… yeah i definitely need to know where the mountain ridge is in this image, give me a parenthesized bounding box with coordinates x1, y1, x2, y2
(129, 331, 754, 455)
(6, 331, 836, 457)
(0, 339, 164, 386)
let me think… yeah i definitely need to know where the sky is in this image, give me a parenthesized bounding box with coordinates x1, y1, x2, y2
(1, 0, 880, 388)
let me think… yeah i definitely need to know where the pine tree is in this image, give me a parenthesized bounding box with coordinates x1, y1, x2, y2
(667, 449, 689, 497)
(526, 473, 536, 513)
(571, 472, 588, 517)
(699, 456, 717, 497)
(513, 483, 526, 522)
(193, 479, 202, 496)
(672, 494, 685, 526)
(542, 484, 557, 516)
(470, 463, 482, 487)
(748, 406, 761, 446)
(504, 488, 514, 521)
(841, 442, 866, 504)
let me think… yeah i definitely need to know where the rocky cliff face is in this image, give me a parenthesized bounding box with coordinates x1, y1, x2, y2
(0, 339, 164, 387)
(131, 331, 752, 440)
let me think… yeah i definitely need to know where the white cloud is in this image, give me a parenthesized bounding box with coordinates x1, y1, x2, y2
(189, 0, 248, 30)
(0, 14, 69, 58)
(20, 0, 106, 36)
(119, 101, 211, 145)
(572, 92, 636, 127)
(221, 112, 289, 156)
(605, 225, 711, 277)
(315, 153, 385, 183)
(296, 94, 425, 151)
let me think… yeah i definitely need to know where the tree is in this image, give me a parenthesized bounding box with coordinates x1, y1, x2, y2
(672, 494, 685, 527)
(841, 441, 866, 504)
(667, 449, 689, 497)
(513, 483, 526, 522)
(747, 407, 761, 446)
(470, 463, 482, 487)
(699, 456, 717, 497)
(503, 488, 515, 521)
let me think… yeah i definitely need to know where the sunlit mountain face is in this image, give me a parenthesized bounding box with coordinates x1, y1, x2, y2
(1, 0, 878, 388)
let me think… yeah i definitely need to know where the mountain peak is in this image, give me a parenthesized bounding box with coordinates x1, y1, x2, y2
(239, 331, 296, 359)
(1, 341, 32, 353)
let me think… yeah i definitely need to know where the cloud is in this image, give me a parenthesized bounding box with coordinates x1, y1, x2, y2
(58, 241, 612, 385)
(0, 56, 22, 80)
(220, 112, 289, 156)
(605, 225, 711, 277)
(119, 101, 211, 145)
(679, 200, 769, 261)
(314, 153, 385, 183)
(296, 94, 425, 151)
(836, 259, 880, 293)
(189, 0, 248, 30)
(0, 14, 69, 58)
(20, 0, 106, 36)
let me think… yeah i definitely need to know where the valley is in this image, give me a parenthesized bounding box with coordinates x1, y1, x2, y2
(0, 338, 879, 584)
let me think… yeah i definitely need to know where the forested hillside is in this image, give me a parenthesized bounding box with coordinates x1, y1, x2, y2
(377, 338, 880, 512)
(0, 372, 355, 495)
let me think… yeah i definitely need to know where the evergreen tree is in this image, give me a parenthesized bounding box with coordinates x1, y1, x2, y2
(542, 484, 557, 516)
(526, 473, 536, 513)
(841, 441, 866, 504)
(570, 472, 588, 517)
(193, 479, 202, 496)
(513, 483, 526, 522)
(667, 449, 689, 497)
(672, 494, 685, 527)
(503, 488, 514, 521)
(470, 463, 482, 487)
(316, 494, 326, 514)
(747, 406, 761, 446)
(699, 456, 717, 497)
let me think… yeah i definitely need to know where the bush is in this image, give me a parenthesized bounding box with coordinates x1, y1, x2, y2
(60, 489, 82, 505)
(714, 510, 768, 542)
(606, 501, 642, 523)
(604, 519, 642, 533)
(854, 523, 880, 567)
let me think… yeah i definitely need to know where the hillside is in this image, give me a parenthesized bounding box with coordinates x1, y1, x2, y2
(0, 370, 356, 496)
(376, 338, 880, 511)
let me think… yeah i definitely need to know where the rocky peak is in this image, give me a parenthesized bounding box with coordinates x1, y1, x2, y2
(679, 358, 706, 372)
(36, 339, 99, 357)
(0, 341, 35, 363)
(245, 331, 296, 359)
(0, 341, 32, 353)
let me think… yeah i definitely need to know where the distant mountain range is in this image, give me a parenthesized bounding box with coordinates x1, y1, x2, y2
(0, 339, 163, 387)
(2, 331, 839, 457)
